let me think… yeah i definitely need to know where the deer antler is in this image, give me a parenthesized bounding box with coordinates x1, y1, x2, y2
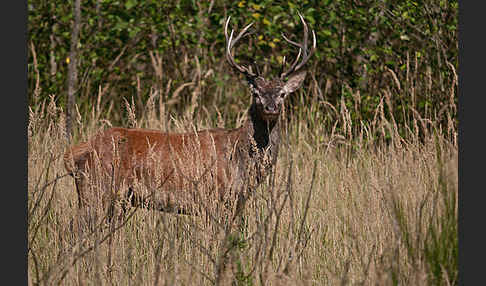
(224, 16, 257, 78)
(280, 12, 316, 79)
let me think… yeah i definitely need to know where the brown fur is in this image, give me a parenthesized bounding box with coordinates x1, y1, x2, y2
(64, 125, 252, 213)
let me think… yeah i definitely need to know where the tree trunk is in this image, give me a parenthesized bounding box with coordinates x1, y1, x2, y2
(66, 0, 81, 142)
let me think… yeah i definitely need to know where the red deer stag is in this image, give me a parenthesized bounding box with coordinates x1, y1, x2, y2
(64, 13, 316, 218)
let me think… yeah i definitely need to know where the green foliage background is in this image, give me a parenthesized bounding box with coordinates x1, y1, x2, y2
(28, 0, 458, 136)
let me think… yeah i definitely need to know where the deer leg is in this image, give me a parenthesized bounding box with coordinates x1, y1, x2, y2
(122, 187, 135, 213)
(73, 172, 86, 209)
(105, 182, 135, 225)
(115, 186, 137, 219)
(71, 173, 100, 232)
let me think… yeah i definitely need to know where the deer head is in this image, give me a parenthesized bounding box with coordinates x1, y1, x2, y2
(224, 13, 316, 122)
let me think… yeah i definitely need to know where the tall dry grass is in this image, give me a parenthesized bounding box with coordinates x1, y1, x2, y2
(28, 70, 457, 285)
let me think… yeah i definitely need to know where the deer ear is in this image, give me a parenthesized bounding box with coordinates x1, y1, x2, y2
(246, 76, 262, 97)
(247, 81, 260, 97)
(283, 70, 307, 94)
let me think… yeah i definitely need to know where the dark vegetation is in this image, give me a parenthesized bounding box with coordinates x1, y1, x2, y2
(28, 0, 457, 140)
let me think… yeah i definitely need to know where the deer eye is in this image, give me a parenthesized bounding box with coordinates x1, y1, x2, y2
(249, 84, 260, 96)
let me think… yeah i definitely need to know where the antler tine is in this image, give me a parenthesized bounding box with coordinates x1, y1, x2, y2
(280, 12, 317, 79)
(280, 55, 287, 75)
(300, 12, 309, 57)
(252, 61, 261, 77)
(224, 16, 256, 77)
(281, 32, 301, 48)
(293, 29, 316, 72)
(224, 16, 232, 44)
(281, 47, 302, 78)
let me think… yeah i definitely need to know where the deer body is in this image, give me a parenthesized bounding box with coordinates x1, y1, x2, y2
(64, 107, 281, 212)
(64, 13, 315, 216)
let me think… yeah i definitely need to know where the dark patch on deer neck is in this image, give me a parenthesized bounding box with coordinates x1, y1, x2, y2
(246, 103, 281, 161)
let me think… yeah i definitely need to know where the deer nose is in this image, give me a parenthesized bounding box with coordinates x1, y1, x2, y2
(265, 104, 279, 114)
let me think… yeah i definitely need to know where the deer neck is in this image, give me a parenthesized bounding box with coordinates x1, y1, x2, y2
(244, 103, 281, 162)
